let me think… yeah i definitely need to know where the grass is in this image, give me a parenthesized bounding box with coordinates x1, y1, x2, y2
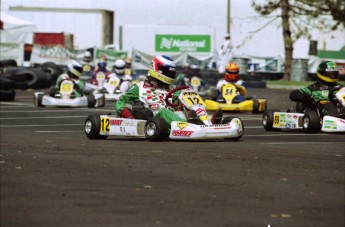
(266, 80, 345, 86)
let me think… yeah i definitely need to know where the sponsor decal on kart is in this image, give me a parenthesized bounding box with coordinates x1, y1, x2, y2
(172, 130, 193, 137)
(340, 119, 345, 124)
(200, 124, 231, 129)
(110, 119, 123, 125)
(177, 122, 189, 130)
(60, 83, 73, 93)
(323, 120, 337, 130)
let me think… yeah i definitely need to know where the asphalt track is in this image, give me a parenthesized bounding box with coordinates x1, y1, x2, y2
(1, 88, 344, 227)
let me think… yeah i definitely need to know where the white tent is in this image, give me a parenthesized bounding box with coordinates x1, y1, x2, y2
(0, 11, 36, 43)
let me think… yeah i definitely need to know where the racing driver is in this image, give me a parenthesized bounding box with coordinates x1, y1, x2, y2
(289, 61, 344, 118)
(115, 55, 221, 125)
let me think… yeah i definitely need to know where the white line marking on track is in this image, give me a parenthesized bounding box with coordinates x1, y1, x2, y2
(0, 108, 115, 113)
(35, 130, 82, 133)
(0, 124, 83, 127)
(245, 133, 332, 137)
(1, 116, 85, 120)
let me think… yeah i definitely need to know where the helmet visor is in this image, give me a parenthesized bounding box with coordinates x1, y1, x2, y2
(158, 64, 176, 79)
(325, 70, 339, 80)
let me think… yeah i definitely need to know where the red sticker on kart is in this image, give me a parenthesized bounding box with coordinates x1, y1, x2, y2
(110, 119, 123, 125)
(172, 130, 193, 137)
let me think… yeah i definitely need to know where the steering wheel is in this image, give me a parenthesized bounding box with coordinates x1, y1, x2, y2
(165, 86, 190, 107)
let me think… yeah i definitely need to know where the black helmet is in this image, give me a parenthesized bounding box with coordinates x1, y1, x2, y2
(316, 61, 339, 85)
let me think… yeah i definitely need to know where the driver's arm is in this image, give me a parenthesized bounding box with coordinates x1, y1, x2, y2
(235, 81, 247, 96)
(115, 84, 140, 116)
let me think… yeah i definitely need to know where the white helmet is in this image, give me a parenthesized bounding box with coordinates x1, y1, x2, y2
(114, 59, 126, 75)
(83, 51, 92, 63)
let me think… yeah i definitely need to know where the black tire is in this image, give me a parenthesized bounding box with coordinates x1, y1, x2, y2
(84, 114, 108, 139)
(145, 117, 169, 141)
(0, 89, 15, 101)
(252, 99, 260, 113)
(0, 59, 17, 67)
(302, 110, 321, 133)
(134, 109, 154, 120)
(221, 116, 244, 140)
(34, 93, 45, 107)
(0, 76, 15, 90)
(87, 94, 96, 108)
(262, 110, 274, 131)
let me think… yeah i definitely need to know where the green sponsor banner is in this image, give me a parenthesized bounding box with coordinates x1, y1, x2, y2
(155, 34, 211, 52)
(95, 49, 128, 61)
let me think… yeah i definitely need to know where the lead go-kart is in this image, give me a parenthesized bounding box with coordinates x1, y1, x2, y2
(262, 87, 345, 133)
(90, 72, 132, 101)
(204, 83, 267, 113)
(84, 86, 244, 141)
(34, 79, 105, 108)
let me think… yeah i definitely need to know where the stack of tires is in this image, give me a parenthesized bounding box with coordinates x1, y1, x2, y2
(0, 60, 63, 101)
(0, 60, 17, 101)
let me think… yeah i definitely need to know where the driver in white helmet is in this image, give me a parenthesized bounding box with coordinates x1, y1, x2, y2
(111, 58, 132, 93)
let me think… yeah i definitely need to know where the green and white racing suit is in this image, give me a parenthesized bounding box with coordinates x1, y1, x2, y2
(115, 81, 187, 125)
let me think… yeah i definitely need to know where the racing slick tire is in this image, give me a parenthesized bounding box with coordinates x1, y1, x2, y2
(84, 114, 108, 139)
(252, 99, 260, 113)
(87, 94, 96, 108)
(302, 110, 321, 133)
(262, 110, 274, 131)
(145, 117, 169, 141)
(34, 93, 45, 107)
(221, 116, 244, 141)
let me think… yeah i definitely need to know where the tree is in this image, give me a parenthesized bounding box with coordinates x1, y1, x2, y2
(252, 0, 345, 80)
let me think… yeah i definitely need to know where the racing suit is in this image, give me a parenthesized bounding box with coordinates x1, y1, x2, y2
(216, 79, 246, 102)
(52, 73, 85, 97)
(289, 82, 344, 117)
(111, 72, 133, 93)
(115, 80, 187, 125)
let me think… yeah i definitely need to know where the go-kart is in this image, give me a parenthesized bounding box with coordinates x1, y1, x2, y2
(84, 86, 244, 141)
(34, 79, 105, 108)
(262, 87, 345, 133)
(91, 72, 131, 101)
(204, 83, 267, 113)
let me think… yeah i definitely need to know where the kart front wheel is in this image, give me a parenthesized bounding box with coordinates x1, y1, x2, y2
(221, 116, 244, 141)
(34, 93, 45, 107)
(302, 110, 320, 133)
(84, 114, 108, 139)
(262, 110, 274, 131)
(145, 117, 169, 141)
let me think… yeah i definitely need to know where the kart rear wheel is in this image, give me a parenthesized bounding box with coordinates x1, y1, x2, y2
(145, 117, 169, 141)
(87, 94, 96, 108)
(262, 110, 274, 131)
(296, 102, 306, 113)
(84, 114, 108, 139)
(302, 110, 321, 133)
(221, 116, 244, 141)
(252, 99, 260, 113)
(34, 93, 44, 107)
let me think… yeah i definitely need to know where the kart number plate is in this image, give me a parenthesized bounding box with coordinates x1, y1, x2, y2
(182, 92, 203, 108)
(109, 80, 119, 86)
(100, 117, 110, 132)
(61, 83, 73, 93)
(83, 65, 91, 72)
(191, 78, 201, 86)
(97, 73, 106, 80)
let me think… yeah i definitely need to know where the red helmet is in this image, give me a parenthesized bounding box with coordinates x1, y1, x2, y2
(224, 63, 240, 82)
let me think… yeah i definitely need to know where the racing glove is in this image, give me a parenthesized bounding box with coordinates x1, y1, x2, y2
(121, 107, 135, 119)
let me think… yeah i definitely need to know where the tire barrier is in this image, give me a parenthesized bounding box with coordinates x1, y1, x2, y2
(0, 60, 64, 90)
(0, 75, 16, 101)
